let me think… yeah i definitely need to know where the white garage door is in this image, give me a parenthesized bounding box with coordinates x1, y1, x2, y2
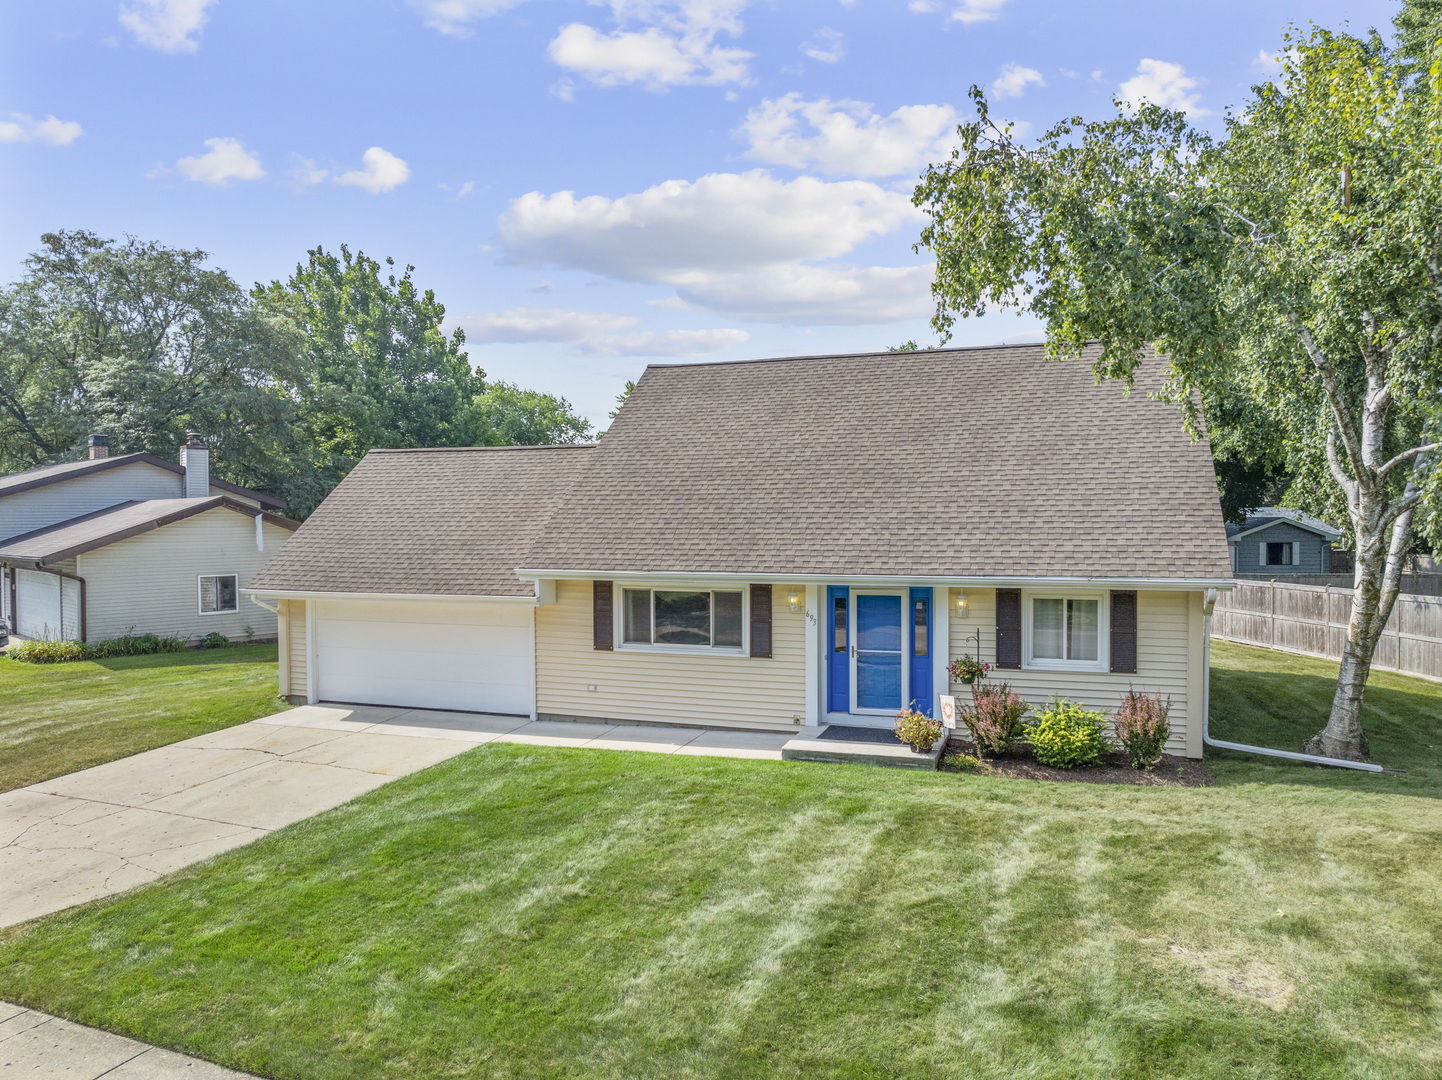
(17, 569, 80, 640)
(314, 600, 534, 715)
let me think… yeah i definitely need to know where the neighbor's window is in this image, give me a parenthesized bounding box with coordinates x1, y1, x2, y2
(199, 574, 238, 614)
(1266, 541, 1294, 566)
(1029, 596, 1100, 665)
(621, 589, 744, 650)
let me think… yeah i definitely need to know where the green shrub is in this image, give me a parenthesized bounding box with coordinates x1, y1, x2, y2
(6, 632, 192, 664)
(960, 682, 1029, 757)
(1114, 690, 1172, 769)
(944, 752, 980, 772)
(893, 707, 944, 752)
(1026, 697, 1110, 769)
(7, 639, 87, 664)
(201, 632, 230, 649)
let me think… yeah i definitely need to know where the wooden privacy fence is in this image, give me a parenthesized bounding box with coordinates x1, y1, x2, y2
(1213, 579, 1442, 681)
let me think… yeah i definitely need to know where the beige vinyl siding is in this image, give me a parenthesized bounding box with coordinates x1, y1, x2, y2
(282, 599, 309, 700)
(75, 509, 292, 642)
(948, 588, 1204, 757)
(536, 579, 806, 730)
(0, 463, 182, 539)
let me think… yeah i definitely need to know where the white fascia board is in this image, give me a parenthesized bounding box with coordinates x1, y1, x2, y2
(241, 588, 538, 604)
(513, 568, 1237, 592)
(1231, 517, 1341, 542)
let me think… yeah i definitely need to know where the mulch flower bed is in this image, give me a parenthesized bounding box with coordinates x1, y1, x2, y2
(942, 738, 1214, 787)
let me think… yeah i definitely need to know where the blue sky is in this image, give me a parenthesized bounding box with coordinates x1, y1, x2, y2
(1, 0, 1398, 428)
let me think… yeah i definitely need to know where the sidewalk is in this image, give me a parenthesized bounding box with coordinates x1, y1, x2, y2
(0, 1002, 249, 1077)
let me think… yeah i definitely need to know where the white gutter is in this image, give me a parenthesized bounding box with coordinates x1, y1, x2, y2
(249, 596, 280, 615)
(1201, 588, 1382, 773)
(242, 588, 538, 604)
(513, 569, 1237, 592)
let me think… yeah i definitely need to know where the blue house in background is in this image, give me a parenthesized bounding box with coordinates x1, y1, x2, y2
(1227, 507, 1343, 575)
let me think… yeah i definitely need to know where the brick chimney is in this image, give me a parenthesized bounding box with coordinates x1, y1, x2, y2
(179, 432, 209, 498)
(87, 434, 109, 460)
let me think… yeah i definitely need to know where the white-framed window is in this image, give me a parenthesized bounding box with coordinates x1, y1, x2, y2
(1263, 541, 1300, 567)
(1022, 590, 1107, 671)
(199, 573, 239, 615)
(618, 586, 746, 654)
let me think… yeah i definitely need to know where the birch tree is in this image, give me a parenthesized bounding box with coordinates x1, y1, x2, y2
(913, 27, 1442, 761)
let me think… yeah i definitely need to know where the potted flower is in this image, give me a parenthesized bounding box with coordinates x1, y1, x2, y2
(948, 654, 991, 685)
(894, 707, 944, 753)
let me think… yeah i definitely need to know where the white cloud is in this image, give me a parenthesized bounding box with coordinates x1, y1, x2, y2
(287, 155, 328, 186)
(409, 0, 527, 36)
(801, 27, 844, 63)
(991, 63, 1045, 100)
(911, 0, 1008, 23)
(334, 147, 411, 194)
(1252, 47, 1296, 75)
(458, 307, 638, 344)
(739, 95, 959, 178)
(577, 328, 749, 356)
(498, 169, 919, 282)
(173, 137, 264, 185)
(674, 264, 933, 324)
(455, 307, 747, 357)
(0, 113, 83, 146)
(456, 180, 476, 199)
(1118, 58, 1211, 115)
(548, 0, 752, 90)
(119, 0, 216, 53)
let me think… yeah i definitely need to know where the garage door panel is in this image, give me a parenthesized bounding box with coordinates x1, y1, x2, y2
(313, 600, 533, 715)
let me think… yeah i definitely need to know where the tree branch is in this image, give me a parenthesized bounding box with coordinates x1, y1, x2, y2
(1378, 441, 1442, 478)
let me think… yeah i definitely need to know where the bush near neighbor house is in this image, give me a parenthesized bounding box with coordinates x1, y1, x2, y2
(201, 632, 230, 649)
(1114, 690, 1173, 769)
(7, 633, 189, 664)
(1026, 697, 1110, 769)
(961, 682, 1029, 757)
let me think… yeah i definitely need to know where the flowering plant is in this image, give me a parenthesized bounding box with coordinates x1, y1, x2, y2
(894, 707, 945, 752)
(949, 654, 991, 685)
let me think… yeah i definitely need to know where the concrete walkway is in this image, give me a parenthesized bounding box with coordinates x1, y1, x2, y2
(0, 1002, 250, 1077)
(0, 705, 793, 929)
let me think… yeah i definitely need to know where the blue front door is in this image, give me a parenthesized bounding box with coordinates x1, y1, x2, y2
(853, 592, 904, 712)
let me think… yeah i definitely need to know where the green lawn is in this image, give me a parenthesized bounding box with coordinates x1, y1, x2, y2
(0, 642, 1438, 1079)
(0, 644, 289, 792)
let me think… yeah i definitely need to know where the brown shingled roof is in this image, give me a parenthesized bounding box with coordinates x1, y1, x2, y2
(248, 444, 596, 597)
(0, 497, 298, 567)
(522, 344, 1231, 580)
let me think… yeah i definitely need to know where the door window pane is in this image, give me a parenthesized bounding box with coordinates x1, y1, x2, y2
(1033, 598, 1064, 659)
(713, 591, 743, 648)
(654, 591, 710, 645)
(623, 588, 651, 644)
(833, 596, 847, 653)
(913, 596, 928, 657)
(1066, 599, 1099, 661)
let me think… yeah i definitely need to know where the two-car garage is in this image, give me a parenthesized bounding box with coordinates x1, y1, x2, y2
(306, 599, 535, 716)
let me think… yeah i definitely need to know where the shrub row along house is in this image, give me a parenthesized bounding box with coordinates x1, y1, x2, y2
(0, 435, 298, 644)
(248, 345, 1234, 757)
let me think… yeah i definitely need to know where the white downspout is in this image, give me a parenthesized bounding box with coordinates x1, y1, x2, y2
(1202, 587, 1382, 773)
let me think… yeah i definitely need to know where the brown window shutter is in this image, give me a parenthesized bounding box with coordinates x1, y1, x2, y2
(995, 588, 1021, 669)
(749, 584, 772, 658)
(1110, 590, 1138, 673)
(593, 580, 613, 650)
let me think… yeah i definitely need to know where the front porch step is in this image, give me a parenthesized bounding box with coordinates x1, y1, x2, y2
(781, 725, 947, 770)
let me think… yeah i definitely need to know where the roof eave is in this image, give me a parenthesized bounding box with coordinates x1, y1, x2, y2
(242, 587, 540, 603)
(513, 568, 1237, 591)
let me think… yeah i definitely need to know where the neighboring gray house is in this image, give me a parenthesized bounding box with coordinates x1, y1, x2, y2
(0, 434, 297, 644)
(1226, 507, 1343, 575)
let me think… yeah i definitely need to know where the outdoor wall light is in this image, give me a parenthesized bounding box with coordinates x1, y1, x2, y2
(954, 589, 968, 613)
(787, 588, 802, 613)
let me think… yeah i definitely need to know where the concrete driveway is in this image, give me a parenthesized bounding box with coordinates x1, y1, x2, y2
(0, 706, 791, 928)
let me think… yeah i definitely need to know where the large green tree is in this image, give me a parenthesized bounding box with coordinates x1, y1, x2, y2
(913, 25, 1442, 761)
(0, 230, 303, 489)
(259, 246, 592, 516)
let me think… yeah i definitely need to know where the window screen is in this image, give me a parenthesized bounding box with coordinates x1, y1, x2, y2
(1032, 597, 1099, 663)
(200, 574, 238, 613)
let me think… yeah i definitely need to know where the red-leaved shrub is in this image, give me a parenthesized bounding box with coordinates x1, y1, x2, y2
(1114, 690, 1172, 769)
(962, 682, 1029, 757)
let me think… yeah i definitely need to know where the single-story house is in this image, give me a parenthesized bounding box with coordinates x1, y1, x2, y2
(247, 344, 1234, 758)
(1226, 507, 1343, 575)
(0, 434, 298, 643)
